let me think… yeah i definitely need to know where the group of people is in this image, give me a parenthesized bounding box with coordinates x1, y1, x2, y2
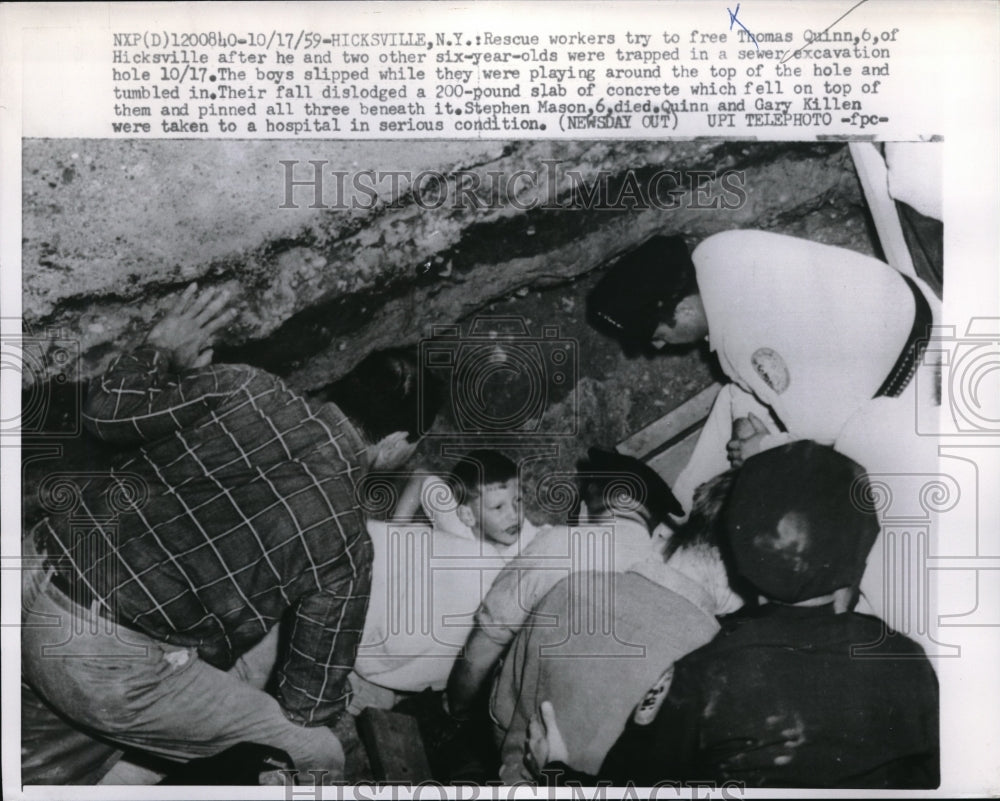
(21, 226, 941, 788)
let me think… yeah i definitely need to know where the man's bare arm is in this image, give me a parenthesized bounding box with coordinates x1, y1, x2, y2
(446, 624, 507, 719)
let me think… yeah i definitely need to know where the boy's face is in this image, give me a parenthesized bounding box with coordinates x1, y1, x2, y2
(465, 479, 521, 546)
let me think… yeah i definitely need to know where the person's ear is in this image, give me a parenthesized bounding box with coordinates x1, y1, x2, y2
(456, 503, 476, 530)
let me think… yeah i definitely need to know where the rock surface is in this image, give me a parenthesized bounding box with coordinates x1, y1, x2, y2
(23, 139, 868, 391)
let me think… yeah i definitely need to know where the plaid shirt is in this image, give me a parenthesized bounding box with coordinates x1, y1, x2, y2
(39, 346, 372, 727)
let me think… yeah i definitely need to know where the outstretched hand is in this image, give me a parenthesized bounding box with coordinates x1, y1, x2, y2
(726, 412, 770, 468)
(146, 283, 236, 371)
(525, 701, 569, 777)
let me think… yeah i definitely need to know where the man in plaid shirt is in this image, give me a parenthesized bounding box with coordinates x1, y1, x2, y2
(22, 284, 433, 784)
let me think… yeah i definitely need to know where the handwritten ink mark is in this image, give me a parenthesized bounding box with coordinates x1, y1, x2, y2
(728, 4, 759, 50)
(780, 0, 870, 63)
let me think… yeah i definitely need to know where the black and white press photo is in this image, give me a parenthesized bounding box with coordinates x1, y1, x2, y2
(17, 137, 947, 789)
(3, 2, 999, 798)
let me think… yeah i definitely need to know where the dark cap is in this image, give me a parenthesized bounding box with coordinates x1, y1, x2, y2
(587, 235, 697, 347)
(578, 446, 683, 526)
(724, 441, 879, 603)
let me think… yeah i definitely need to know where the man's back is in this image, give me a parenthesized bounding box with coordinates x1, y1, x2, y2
(40, 347, 372, 724)
(613, 604, 939, 788)
(693, 230, 940, 444)
(493, 561, 720, 782)
(474, 518, 658, 646)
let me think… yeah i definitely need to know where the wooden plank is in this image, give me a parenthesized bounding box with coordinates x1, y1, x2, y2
(617, 383, 722, 460)
(849, 142, 917, 280)
(647, 427, 702, 485)
(356, 708, 433, 783)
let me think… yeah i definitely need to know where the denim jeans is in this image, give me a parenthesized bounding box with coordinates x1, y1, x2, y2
(21, 531, 345, 784)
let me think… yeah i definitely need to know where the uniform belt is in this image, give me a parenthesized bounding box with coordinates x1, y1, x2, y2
(874, 274, 933, 399)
